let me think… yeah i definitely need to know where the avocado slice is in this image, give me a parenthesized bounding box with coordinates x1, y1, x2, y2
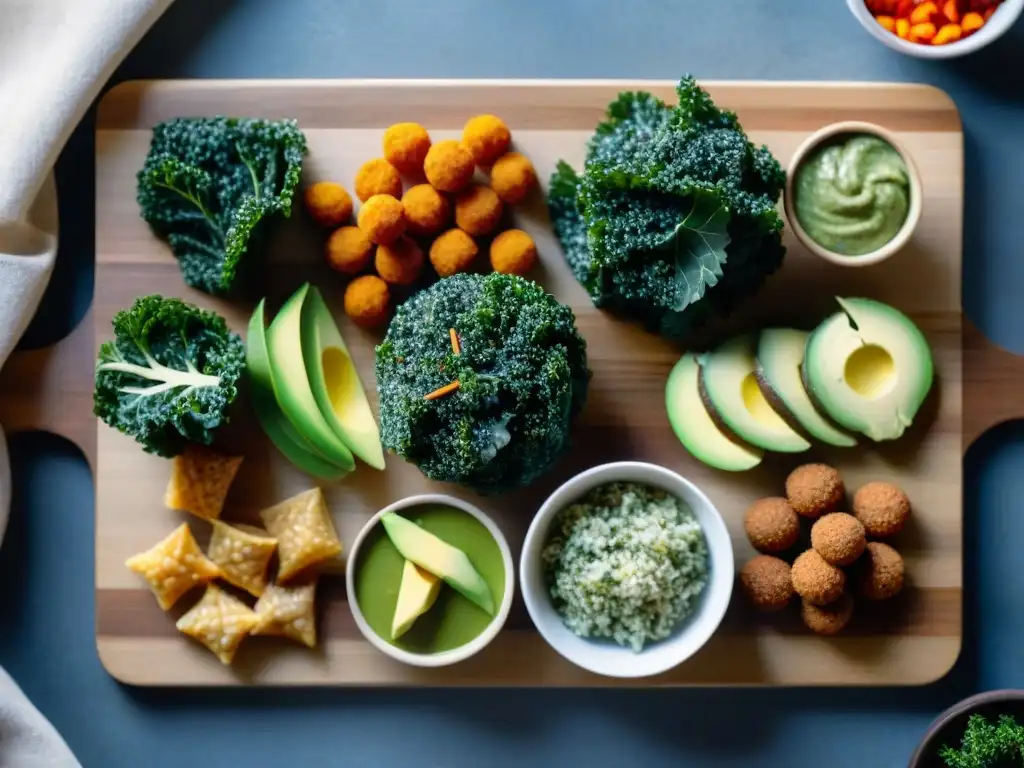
(246, 301, 351, 480)
(665, 353, 763, 471)
(391, 560, 442, 640)
(266, 284, 356, 473)
(380, 512, 494, 616)
(302, 286, 386, 470)
(699, 334, 811, 453)
(755, 328, 857, 448)
(803, 297, 934, 442)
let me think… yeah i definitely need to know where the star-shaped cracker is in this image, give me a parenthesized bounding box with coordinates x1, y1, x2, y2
(259, 488, 342, 582)
(164, 445, 243, 520)
(207, 521, 278, 597)
(176, 584, 260, 665)
(125, 523, 222, 610)
(252, 580, 318, 648)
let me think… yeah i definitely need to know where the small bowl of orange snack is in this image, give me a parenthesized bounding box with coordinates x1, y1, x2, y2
(848, 0, 1022, 57)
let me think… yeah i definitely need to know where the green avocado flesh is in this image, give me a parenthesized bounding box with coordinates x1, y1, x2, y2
(665, 353, 763, 472)
(246, 301, 350, 480)
(699, 334, 811, 453)
(803, 297, 934, 442)
(755, 328, 857, 448)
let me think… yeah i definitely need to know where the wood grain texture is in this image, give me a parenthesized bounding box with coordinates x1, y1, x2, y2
(64, 78, 985, 685)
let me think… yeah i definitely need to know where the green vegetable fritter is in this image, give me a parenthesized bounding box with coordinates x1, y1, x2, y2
(137, 116, 307, 295)
(375, 273, 590, 495)
(94, 295, 245, 457)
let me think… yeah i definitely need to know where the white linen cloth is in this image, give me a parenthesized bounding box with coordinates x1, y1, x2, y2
(0, 0, 175, 764)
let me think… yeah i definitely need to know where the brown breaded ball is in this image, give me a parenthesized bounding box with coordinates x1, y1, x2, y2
(401, 184, 450, 236)
(454, 184, 503, 237)
(357, 194, 405, 246)
(429, 228, 478, 277)
(853, 481, 911, 539)
(743, 497, 800, 554)
(490, 151, 537, 205)
(325, 225, 373, 274)
(462, 114, 511, 167)
(740, 555, 793, 613)
(424, 140, 475, 193)
(343, 275, 390, 328)
(786, 463, 845, 519)
(304, 182, 353, 227)
(811, 512, 866, 567)
(791, 549, 846, 606)
(490, 229, 537, 276)
(856, 542, 905, 601)
(801, 592, 854, 636)
(375, 237, 425, 286)
(354, 158, 403, 203)
(383, 122, 431, 176)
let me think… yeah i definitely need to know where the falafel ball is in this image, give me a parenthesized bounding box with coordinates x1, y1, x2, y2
(429, 228, 478, 277)
(801, 592, 854, 636)
(743, 497, 800, 554)
(853, 481, 911, 539)
(454, 184, 503, 236)
(740, 555, 794, 613)
(786, 463, 845, 519)
(490, 229, 537, 276)
(304, 181, 353, 227)
(791, 549, 846, 606)
(490, 151, 537, 204)
(357, 194, 406, 246)
(354, 158, 403, 202)
(325, 225, 373, 274)
(424, 140, 475, 193)
(462, 114, 511, 166)
(811, 512, 867, 567)
(383, 122, 431, 176)
(343, 275, 390, 328)
(402, 184, 450, 236)
(375, 237, 425, 286)
(856, 541, 905, 601)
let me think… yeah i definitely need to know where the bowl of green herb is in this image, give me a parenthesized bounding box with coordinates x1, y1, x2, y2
(909, 690, 1024, 767)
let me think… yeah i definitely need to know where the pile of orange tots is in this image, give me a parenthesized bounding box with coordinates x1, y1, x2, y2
(302, 114, 539, 328)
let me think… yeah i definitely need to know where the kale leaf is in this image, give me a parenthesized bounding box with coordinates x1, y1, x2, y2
(939, 714, 1024, 768)
(656, 190, 731, 312)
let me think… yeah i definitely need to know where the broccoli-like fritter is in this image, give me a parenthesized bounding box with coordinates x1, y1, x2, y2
(375, 273, 590, 495)
(137, 117, 308, 295)
(549, 76, 786, 342)
(94, 295, 245, 457)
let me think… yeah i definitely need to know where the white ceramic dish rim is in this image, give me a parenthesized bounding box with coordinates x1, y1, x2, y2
(519, 461, 735, 679)
(345, 493, 515, 668)
(846, 0, 1024, 59)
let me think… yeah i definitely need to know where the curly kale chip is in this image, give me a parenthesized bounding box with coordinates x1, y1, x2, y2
(549, 76, 786, 341)
(94, 295, 245, 457)
(375, 273, 590, 495)
(137, 117, 308, 295)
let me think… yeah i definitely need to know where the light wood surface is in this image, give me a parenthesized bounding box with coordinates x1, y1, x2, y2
(6, 78, 984, 686)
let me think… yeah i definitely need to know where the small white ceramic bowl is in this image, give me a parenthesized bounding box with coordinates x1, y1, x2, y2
(345, 493, 515, 668)
(520, 462, 734, 679)
(847, 0, 1023, 58)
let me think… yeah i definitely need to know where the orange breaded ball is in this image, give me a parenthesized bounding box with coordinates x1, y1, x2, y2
(354, 158, 402, 203)
(462, 114, 511, 167)
(402, 184, 450, 236)
(375, 237, 425, 286)
(490, 152, 536, 205)
(325, 225, 373, 274)
(423, 140, 475, 193)
(490, 229, 537, 276)
(454, 184, 503, 237)
(383, 122, 431, 176)
(429, 228, 478, 277)
(357, 194, 405, 246)
(304, 182, 353, 228)
(343, 275, 390, 328)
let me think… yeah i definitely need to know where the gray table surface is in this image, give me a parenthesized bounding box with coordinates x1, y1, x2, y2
(5, 1, 1024, 765)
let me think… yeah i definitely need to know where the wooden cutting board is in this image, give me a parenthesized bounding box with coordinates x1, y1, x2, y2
(6, 78, 1004, 687)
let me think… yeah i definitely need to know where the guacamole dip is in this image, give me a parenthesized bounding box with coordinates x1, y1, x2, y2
(793, 134, 911, 256)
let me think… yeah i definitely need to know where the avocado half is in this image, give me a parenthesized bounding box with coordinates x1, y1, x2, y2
(803, 297, 934, 442)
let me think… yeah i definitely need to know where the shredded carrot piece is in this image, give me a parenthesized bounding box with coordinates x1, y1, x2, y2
(424, 381, 460, 401)
(449, 328, 461, 355)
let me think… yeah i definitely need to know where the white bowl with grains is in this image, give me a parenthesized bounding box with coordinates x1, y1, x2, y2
(520, 462, 734, 679)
